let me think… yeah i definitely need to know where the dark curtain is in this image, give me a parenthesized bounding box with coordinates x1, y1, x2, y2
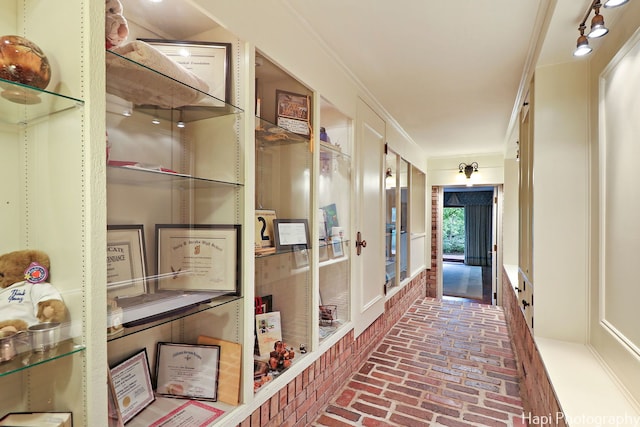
(464, 204, 492, 266)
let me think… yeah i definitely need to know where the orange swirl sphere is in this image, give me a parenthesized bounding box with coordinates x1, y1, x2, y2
(0, 35, 51, 90)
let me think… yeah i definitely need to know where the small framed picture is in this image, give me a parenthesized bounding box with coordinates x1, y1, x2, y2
(255, 209, 277, 249)
(273, 219, 310, 252)
(156, 224, 240, 294)
(276, 90, 310, 136)
(155, 342, 221, 401)
(107, 225, 148, 299)
(331, 236, 344, 258)
(109, 349, 155, 424)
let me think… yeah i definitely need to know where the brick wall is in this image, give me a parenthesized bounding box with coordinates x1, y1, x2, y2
(238, 271, 427, 427)
(501, 267, 566, 427)
(426, 186, 439, 297)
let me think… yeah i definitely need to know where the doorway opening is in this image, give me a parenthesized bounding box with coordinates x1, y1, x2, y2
(442, 186, 495, 304)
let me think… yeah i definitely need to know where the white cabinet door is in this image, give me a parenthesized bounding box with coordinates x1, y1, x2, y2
(352, 98, 385, 337)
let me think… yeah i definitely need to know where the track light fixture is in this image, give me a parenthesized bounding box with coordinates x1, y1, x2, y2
(574, 24, 593, 57)
(603, 0, 629, 7)
(573, 0, 630, 56)
(588, 3, 609, 38)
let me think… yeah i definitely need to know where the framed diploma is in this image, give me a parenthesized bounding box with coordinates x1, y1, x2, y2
(139, 39, 231, 105)
(155, 224, 240, 294)
(107, 225, 148, 299)
(155, 343, 221, 401)
(273, 219, 310, 252)
(109, 349, 155, 424)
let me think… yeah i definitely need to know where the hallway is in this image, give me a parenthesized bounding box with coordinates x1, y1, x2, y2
(312, 298, 526, 427)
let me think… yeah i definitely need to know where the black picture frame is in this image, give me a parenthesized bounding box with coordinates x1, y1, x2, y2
(273, 219, 310, 252)
(106, 224, 148, 299)
(155, 342, 221, 401)
(155, 224, 241, 295)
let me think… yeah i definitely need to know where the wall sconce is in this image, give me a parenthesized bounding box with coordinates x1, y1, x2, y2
(459, 162, 479, 186)
(573, 0, 629, 57)
(386, 167, 393, 178)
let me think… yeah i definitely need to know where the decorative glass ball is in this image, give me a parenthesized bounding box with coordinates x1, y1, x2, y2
(0, 35, 51, 104)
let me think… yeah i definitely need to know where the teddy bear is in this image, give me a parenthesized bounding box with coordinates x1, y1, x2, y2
(0, 249, 66, 333)
(105, 0, 129, 49)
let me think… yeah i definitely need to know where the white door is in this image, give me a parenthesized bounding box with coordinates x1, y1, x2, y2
(352, 98, 385, 337)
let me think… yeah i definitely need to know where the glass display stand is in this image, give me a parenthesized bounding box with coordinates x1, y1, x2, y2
(318, 99, 352, 342)
(254, 116, 312, 392)
(0, 79, 86, 376)
(105, 46, 245, 424)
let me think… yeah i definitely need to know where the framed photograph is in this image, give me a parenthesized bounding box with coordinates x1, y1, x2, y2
(107, 225, 148, 299)
(255, 311, 282, 358)
(273, 219, 310, 252)
(255, 209, 277, 249)
(293, 246, 310, 268)
(276, 90, 310, 136)
(109, 349, 155, 424)
(139, 39, 231, 105)
(155, 342, 221, 401)
(156, 224, 240, 294)
(331, 236, 344, 258)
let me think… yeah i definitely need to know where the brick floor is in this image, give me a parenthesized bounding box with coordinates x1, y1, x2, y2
(311, 298, 527, 427)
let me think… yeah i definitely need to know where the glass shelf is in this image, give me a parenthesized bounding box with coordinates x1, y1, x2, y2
(255, 117, 310, 147)
(107, 294, 242, 342)
(0, 338, 85, 378)
(320, 141, 350, 160)
(0, 78, 83, 125)
(106, 50, 242, 116)
(107, 164, 244, 188)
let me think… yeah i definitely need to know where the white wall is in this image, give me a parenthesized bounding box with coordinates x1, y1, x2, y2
(532, 61, 589, 343)
(587, 0, 640, 403)
(502, 158, 519, 267)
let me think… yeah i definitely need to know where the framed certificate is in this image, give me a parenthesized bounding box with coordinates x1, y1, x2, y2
(109, 349, 155, 424)
(273, 219, 310, 252)
(155, 224, 240, 294)
(148, 401, 224, 427)
(107, 225, 148, 299)
(155, 343, 221, 401)
(139, 39, 231, 105)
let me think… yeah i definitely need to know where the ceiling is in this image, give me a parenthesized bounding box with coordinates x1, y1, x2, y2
(284, 0, 625, 159)
(127, 0, 627, 159)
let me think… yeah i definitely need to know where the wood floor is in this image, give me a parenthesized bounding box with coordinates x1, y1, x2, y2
(443, 261, 493, 305)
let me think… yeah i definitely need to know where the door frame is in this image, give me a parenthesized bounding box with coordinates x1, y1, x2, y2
(438, 184, 503, 304)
